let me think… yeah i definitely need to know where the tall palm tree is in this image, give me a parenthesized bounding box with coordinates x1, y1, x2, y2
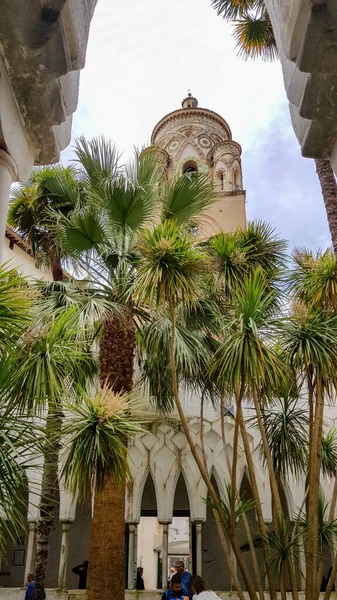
(0, 264, 34, 559)
(13, 307, 97, 600)
(58, 136, 216, 600)
(281, 307, 337, 600)
(8, 165, 81, 281)
(211, 0, 337, 260)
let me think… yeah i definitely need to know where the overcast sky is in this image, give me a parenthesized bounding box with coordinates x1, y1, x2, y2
(62, 0, 331, 252)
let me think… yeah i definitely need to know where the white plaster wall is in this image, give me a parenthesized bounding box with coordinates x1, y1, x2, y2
(137, 517, 162, 589)
(2, 237, 53, 280)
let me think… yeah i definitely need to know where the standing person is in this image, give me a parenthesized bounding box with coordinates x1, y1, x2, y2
(25, 574, 35, 600)
(72, 560, 89, 589)
(190, 576, 222, 600)
(168, 567, 176, 587)
(162, 574, 189, 600)
(136, 566, 145, 590)
(174, 561, 192, 594)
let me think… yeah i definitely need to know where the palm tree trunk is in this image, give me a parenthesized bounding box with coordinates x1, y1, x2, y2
(34, 403, 62, 600)
(200, 390, 246, 600)
(50, 253, 64, 282)
(87, 477, 126, 600)
(220, 395, 265, 600)
(252, 392, 298, 600)
(87, 314, 135, 600)
(315, 159, 337, 259)
(236, 402, 276, 600)
(306, 381, 325, 600)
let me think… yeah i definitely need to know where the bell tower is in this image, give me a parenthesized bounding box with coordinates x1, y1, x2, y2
(149, 93, 246, 237)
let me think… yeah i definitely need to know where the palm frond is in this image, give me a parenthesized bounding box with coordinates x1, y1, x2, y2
(74, 136, 121, 189)
(233, 11, 278, 61)
(61, 387, 144, 497)
(161, 174, 216, 226)
(321, 428, 337, 478)
(135, 221, 208, 308)
(211, 0, 261, 20)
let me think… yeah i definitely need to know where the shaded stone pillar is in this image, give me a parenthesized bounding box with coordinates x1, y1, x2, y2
(0, 149, 17, 263)
(160, 522, 170, 589)
(127, 523, 138, 589)
(195, 522, 202, 576)
(24, 521, 36, 584)
(58, 521, 70, 589)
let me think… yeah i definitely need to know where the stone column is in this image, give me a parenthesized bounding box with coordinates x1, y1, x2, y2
(127, 523, 138, 589)
(0, 149, 17, 263)
(195, 522, 203, 576)
(160, 522, 169, 589)
(58, 521, 71, 589)
(23, 521, 36, 584)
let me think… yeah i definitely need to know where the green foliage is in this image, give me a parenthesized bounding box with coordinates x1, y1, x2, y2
(74, 136, 121, 189)
(61, 388, 144, 497)
(211, 0, 277, 61)
(135, 220, 208, 307)
(281, 308, 337, 386)
(8, 165, 80, 268)
(299, 494, 337, 555)
(321, 428, 337, 478)
(212, 270, 286, 393)
(267, 519, 301, 576)
(14, 307, 98, 412)
(259, 395, 309, 480)
(289, 248, 337, 312)
(209, 220, 287, 297)
(208, 482, 258, 528)
(161, 174, 215, 226)
(0, 264, 32, 347)
(138, 311, 216, 412)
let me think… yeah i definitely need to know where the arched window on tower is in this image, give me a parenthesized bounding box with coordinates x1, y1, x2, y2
(233, 168, 240, 190)
(182, 160, 198, 177)
(217, 171, 225, 191)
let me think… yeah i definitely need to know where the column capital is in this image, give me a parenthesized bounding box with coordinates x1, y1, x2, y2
(158, 520, 172, 525)
(27, 521, 36, 530)
(191, 519, 206, 524)
(0, 149, 17, 180)
(60, 521, 71, 532)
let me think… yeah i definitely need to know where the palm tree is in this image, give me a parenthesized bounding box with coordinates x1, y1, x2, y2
(211, 0, 337, 260)
(0, 264, 34, 559)
(134, 216, 291, 600)
(8, 165, 81, 281)
(13, 307, 97, 600)
(281, 307, 337, 600)
(57, 136, 216, 600)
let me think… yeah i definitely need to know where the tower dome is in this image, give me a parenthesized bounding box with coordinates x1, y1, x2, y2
(149, 94, 246, 237)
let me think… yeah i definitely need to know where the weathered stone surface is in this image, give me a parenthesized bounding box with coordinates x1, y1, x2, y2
(0, 0, 98, 167)
(264, 0, 337, 172)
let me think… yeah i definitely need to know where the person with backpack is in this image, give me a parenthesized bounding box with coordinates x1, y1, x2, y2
(161, 573, 189, 600)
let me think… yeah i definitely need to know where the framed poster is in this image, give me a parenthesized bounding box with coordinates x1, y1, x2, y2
(13, 549, 25, 567)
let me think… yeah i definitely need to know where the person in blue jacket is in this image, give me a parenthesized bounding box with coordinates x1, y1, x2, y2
(25, 574, 35, 600)
(174, 561, 192, 595)
(161, 573, 189, 600)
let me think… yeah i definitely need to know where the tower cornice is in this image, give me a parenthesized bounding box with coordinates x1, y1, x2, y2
(151, 107, 232, 144)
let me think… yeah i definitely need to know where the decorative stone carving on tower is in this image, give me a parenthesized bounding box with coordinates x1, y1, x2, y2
(149, 93, 246, 238)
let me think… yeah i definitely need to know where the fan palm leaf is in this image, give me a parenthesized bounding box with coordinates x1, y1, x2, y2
(233, 10, 278, 61)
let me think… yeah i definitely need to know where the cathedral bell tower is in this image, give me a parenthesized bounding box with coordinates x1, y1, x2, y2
(149, 93, 246, 238)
